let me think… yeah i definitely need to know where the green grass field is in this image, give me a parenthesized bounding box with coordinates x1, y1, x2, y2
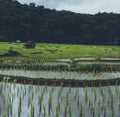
(0, 42, 120, 59)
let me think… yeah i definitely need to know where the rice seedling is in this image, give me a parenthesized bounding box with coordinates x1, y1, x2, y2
(79, 103, 83, 117)
(30, 104, 34, 117)
(43, 105, 46, 117)
(55, 103, 60, 117)
(18, 96, 22, 117)
(2, 112, 6, 117)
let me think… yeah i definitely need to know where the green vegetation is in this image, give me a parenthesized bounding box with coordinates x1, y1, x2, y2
(0, 0, 120, 45)
(0, 42, 120, 71)
(0, 42, 120, 59)
(0, 43, 119, 117)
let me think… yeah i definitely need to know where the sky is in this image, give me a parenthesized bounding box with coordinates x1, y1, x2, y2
(18, 0, 120, 14)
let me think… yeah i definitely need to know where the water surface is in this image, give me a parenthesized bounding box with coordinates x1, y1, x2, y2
(0, 70, 120, 80)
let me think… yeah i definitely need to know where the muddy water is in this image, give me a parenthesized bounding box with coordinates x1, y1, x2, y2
(0, 82, 119, 117)
(0, 70, 120, 80)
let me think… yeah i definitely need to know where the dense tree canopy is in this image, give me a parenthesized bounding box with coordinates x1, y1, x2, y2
(0, 0, 120, 45)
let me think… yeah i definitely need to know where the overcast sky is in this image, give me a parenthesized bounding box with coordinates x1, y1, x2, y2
(18, 0, 120, 14)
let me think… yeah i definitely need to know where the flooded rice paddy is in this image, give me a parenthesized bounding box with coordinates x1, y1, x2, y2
(57, 58, 120, 62)
(0, 70, 120, 80)
(0, 58, 120, 117)
(0, 82, 120, 117)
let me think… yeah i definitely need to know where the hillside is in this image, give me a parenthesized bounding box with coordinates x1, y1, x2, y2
(0, 0, 120, 45)
(0, 42, 120, 59)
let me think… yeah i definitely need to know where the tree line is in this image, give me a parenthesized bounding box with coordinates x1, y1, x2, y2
(0, 0, 120, 45)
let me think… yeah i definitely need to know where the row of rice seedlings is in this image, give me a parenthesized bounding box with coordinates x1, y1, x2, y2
(1, 67, 120, 81)
(82, 83, 120, 117)
(1, 56, 120, 72)
(0, 56, 55, 64)
(0, 56, 69, 71)
(0, 80, 120, 117)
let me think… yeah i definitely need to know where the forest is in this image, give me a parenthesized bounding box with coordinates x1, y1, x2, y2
(0, 0, 120, 45)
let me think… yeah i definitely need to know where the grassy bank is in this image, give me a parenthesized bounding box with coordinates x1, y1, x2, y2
(0, 42, 120, 59)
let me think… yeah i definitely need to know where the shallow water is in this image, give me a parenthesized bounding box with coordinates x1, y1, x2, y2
(74, 58, 96, 61)
(77, 61, 120, 65)
(0, 70, 120, 80)
(0, 82, 119, 117)
(57, 59, 72, 63)
(100, 58, 120, 61)
(57, 58, 120, 62)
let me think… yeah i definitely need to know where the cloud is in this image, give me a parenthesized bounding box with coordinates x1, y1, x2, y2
(18, 0, 84, 7)
(18, 0, 120, 14)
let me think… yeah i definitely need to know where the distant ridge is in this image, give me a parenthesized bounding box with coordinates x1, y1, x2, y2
(0, 0, 120, 45)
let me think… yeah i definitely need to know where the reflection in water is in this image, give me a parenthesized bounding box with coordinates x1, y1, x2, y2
(0, 70, 120, 80)
(0, 82, 120, 117)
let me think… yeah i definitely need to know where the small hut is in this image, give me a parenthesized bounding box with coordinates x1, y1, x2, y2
(24, 41, 35, 48)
